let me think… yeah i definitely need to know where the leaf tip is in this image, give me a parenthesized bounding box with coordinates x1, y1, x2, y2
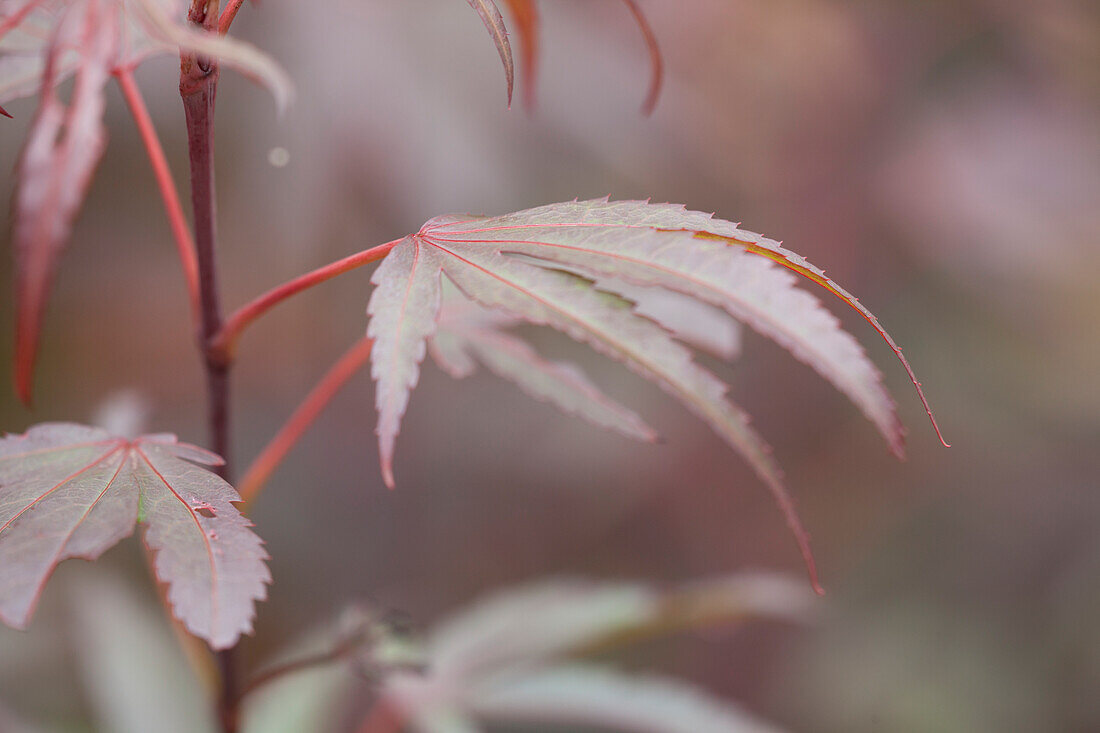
(0, 105, 12, 119)
(905, 369, 950, 448)
(382, 463, 396, 490)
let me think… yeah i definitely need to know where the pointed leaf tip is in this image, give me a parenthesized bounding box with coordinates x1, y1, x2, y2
(466, 0, 515, 107)
(0, 105, 12, 119)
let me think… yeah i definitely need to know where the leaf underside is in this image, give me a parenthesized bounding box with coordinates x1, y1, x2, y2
(366, 199, 945, 590)
(0, 423, 269, 649)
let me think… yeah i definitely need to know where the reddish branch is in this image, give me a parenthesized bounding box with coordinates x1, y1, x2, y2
(210, 239, 401, 362)
(114, 67, 201, 325)
(180, 1, 239, 730)
(218, 0, 247, 34)
(239, 337, 375, 506)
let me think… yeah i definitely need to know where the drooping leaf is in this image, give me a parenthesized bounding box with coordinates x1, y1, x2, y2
(12, 0, 116, 405)
(3, 0, 291, 403)
(465, 0, 514, 107)
(425, 200, 921, 456)
(469, 665, 783, 733)
(376, 233, 797, 574)
(365, 199, 945, 587)
(431, 288, 659, 442)
(0, 423, 269, 649)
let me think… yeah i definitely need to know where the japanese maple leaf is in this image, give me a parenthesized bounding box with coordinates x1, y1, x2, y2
(0, 422, 269, 649)
(366, 199, 947, 590)
(1, 0, 290, 403)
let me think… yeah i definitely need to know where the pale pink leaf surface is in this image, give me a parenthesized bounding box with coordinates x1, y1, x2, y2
(368, 210, 816, 588)
(426, 199, 925, 456)
(432, 292, 658, 442)
(592, 278, 742, 360)
(0, 423, 269, 649)
(367, 237, 445, 488)
(465, 0, 514, 106)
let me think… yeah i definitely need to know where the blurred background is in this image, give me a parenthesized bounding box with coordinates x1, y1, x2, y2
(1, 0, 1098, 730)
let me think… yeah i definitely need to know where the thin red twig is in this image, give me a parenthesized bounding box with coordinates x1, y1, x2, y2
(218, 0, 246, 34)
(210, 239, 401, 361)
(114, 67, 202, 325)
(238, 337, 375, 506)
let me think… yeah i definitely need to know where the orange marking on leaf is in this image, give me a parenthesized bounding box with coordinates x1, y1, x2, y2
(697, 231, 950, 448)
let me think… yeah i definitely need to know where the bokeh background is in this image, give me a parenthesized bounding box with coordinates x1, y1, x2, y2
(2, 0, 1099, 730)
